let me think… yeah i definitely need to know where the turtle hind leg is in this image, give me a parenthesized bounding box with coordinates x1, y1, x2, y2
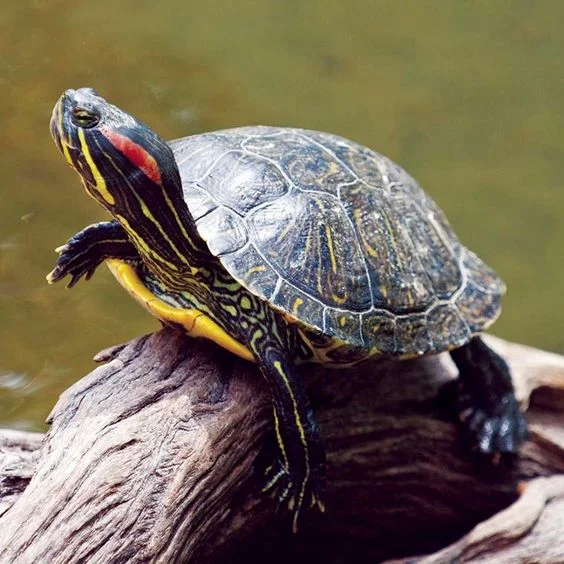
(255, 345, 326, 532)
(450, 336, 528, 456)
(47, 220, 139, 287)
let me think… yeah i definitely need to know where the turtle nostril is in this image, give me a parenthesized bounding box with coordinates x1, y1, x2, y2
(62, 89, 76, 101)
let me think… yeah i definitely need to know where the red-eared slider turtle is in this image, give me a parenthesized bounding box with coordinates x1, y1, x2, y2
(48, 88, 527, 530)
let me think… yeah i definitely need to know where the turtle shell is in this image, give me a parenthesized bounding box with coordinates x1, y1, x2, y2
(168, 127, 504, 356)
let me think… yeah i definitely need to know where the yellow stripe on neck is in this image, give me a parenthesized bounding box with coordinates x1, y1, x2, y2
(115, 213, 180, 274)
(77, 128, 116, 205)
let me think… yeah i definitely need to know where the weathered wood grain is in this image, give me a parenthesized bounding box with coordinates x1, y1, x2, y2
(0, 330, 562, 563)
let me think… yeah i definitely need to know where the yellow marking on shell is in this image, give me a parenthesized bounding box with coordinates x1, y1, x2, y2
(77, 128, 116, 205)
(303, 232, 311, 258)
(330, 293, 347, 305)
(324, 225, 338, 274)
(353, 209, 378, 258)
(247, 265, 266, 276)
(106, 258, 253, 362)
(339, 316, 347, 327)
(240, 296, 252, 310)
(326, 160, 341, 176)
(276, 217, 296, 245)
(292, 298, 304, 315)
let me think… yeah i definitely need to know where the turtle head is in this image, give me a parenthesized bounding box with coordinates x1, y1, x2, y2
(51, 88, 182, 213)
(51, 88, 207, 283)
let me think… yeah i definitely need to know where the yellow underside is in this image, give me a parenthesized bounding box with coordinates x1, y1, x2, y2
(106, 259, 255, 362)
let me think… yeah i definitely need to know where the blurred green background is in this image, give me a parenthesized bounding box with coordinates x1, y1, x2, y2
(0, 1, 562, 430)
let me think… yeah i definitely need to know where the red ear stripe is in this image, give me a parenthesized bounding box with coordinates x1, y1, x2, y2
(101, 128, 162, 185)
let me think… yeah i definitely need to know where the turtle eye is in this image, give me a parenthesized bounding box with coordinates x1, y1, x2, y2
(72, 107, 100, 128)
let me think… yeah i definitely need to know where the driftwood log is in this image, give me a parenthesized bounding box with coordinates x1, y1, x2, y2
(0, 328, 563, 563)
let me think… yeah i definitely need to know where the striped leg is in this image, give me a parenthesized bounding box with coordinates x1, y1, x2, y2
(47, 220, 139, 287)
(255, 346, 326, 532)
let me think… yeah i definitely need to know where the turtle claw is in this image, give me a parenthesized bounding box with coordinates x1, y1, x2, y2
(45, 268, 58, 285)
(47, 257, 96, 288)
(458, 393, 527, 457)
(48, 235, 105, 287)
(262, 463, 285, 494)
(46, 222, 138, 289)
(262, 459, 325, 533)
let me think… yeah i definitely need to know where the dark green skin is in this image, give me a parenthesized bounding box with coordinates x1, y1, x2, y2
(49, 89, 527, 530)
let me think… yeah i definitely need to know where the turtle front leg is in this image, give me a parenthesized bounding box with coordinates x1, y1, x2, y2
(450, 336, 528, 456)
(47, 220, 139, 287)
(254, 345, 326, 531)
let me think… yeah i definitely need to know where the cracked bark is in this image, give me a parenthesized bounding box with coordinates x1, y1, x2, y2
(0, 328, 563, 563)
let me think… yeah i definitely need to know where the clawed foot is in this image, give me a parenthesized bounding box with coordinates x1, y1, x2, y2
(450, 337, 528, 460)
(457, 387, 528, 457)
(46, 238, 102, 287)
(262, 459, 326, 532)
(46, 221, 138, 288)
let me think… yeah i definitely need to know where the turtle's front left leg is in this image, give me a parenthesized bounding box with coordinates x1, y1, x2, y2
(47, 220, 139, 287)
